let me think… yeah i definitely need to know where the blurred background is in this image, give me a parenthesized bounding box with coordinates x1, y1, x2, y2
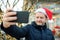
(0, 0, 60, 40)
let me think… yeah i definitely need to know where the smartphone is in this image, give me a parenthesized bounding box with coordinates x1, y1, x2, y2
(16, 11, 30, 23)
(9, 10, 30, 23)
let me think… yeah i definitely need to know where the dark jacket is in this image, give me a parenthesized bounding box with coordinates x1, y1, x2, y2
(1, 22, 55, 40)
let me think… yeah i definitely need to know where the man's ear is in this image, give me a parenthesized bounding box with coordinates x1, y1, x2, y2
(45, 17, 48, 22)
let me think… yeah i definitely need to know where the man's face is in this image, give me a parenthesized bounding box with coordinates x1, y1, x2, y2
(34, 12, 47, 25)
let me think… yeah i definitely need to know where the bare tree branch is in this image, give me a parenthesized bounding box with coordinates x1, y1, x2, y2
(13, 0, 19, 8)
(7, 0, 10, 7)
(0, 0, 19, 9)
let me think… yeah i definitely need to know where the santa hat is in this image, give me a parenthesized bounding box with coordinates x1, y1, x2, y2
(35, 8, 53, 23)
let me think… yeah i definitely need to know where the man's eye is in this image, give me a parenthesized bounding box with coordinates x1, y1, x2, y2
(36, 17, 39, 18)
(40, 17, 44, 19)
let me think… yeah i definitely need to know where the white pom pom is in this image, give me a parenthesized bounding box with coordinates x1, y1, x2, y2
(48, 20, 53, 23)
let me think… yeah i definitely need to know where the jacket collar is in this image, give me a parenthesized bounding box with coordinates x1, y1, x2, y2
(31, 21, 47, 30)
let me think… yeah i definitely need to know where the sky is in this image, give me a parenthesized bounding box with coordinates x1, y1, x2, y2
(0, 0, 24, 12)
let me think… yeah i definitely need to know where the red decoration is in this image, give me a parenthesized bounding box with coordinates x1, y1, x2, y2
(52, 29, 56, 35)
(55, 26, 60, 29)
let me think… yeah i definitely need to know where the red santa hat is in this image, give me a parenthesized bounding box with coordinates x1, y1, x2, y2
(35, 8, 53, 23)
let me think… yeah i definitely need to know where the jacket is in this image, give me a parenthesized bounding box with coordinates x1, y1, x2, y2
(1, 22, 55, 40)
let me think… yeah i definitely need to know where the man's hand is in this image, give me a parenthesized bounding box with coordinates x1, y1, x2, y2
(2, 9, 17, 28)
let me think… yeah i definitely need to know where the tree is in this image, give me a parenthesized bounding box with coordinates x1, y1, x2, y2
(0, 0, 20, 12)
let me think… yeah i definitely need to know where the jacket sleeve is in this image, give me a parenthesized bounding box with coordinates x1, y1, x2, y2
(49, 29, 55, 40)
(47, 28, 55, 40)
(1, 23, 30, 39)
(51, 33, 55, 40)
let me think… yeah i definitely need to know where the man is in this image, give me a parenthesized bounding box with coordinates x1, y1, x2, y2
(1, 8, 55, 40)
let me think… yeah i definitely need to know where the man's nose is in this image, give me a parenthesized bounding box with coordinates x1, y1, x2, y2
(38, 18, 42, 21)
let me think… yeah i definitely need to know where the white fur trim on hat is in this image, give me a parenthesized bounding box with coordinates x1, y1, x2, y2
(35, 8, 47, 16)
